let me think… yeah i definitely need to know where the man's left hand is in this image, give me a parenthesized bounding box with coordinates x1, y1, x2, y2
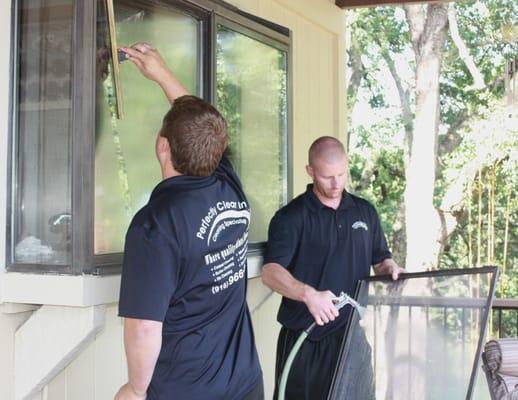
(114, 383, 146, 400)
(389, 264, 406, 280)
(374, 258, 405, 280)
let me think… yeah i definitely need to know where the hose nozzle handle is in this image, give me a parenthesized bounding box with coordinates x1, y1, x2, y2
(332, 292, 367, 319)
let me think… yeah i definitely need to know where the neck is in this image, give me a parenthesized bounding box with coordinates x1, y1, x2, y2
(312, 186, 341, 210)
(161, 164, 182, 180)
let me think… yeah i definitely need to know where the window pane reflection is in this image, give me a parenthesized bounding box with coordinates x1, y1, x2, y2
(329, 269, 497, 400)
(216, 25, 288, 243)
(13, 0, 74, 265)
(95, 1, 199, 254)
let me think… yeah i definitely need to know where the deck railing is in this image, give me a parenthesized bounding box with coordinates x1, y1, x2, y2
(491, 299, 518, 338)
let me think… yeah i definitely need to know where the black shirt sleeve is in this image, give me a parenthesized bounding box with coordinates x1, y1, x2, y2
(118, 219, 180, 322)
(216, 153, 239, 184)
(263, 210, 300, 269)
(215, 153, 249, 203)
(370, 205, 392, 265)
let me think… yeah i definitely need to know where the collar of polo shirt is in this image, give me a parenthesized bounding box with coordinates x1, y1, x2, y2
(304, 184, 356, 212)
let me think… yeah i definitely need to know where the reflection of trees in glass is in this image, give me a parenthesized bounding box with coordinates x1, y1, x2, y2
(216, 44, 243, 171)
(95, 2, 198, 253)
(216, 26, 287, 242)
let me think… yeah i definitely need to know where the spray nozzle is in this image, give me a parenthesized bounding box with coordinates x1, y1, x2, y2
(332, 291, 367, 319)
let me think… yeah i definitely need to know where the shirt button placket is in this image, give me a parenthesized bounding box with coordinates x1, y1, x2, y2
(335, 211, 342, 229)
(336, 211, 346, 239)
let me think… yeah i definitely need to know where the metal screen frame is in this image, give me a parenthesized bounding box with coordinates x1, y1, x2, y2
(328, 266, 499, 400)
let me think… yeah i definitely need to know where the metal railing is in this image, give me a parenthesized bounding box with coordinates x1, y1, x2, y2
(491, 299, 518, 338)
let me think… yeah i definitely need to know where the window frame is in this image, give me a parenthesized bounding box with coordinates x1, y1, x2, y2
(212, 13, 292, 255)
(7, 0, 89, 275)
(7, 0, 292, 275)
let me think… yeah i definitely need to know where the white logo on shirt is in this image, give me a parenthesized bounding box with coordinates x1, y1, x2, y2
(352, 221, 368, 231)
(206, 209, 250, 245)
(196, 200, 249, 244)
(197, 201, 250, 295)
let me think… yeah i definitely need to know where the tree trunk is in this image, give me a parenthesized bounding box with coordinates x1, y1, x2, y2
(346, 37, 365, 151)
(403, 4, 449, 271)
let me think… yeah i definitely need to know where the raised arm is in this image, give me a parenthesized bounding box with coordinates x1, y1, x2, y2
(120, 43, 189, 104)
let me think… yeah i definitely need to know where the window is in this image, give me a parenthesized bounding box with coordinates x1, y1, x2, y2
(95, 0, 202, 255)
(8, 0, 291, 274)
(216, 19, 288, 243)
(11, 0, 74, 267)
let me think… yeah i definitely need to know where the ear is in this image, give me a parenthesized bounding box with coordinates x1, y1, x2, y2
(155, 135, 171, 166)
(305, 164, 314, 179)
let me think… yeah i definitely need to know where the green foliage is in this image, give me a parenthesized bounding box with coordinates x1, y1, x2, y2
(438, 103, 518, 276)
(347, 0, 517, 307)
(349, 121, 406, 241)
(348, 7, 410, 109)
(440, 0, 517, 129)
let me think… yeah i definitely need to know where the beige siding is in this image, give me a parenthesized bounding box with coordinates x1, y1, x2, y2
(45, 369, 66, 400)
(247, 279, 282, 400)
(0, 311, 34, 400)
(0, 0, 346, 399)
(35, 305, 126, 400)
(92, 305, 126, 400)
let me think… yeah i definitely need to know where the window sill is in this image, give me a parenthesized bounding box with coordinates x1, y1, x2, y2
(1, 272, 121, 307)
(1, 255, 263, 307)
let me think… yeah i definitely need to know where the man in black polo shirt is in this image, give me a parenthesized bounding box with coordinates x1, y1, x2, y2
(115, 43, 262, 400)
(262, 136, 404, 400)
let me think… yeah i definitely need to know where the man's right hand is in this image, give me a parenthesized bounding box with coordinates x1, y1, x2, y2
(303, 287, 339, 326)
(120, 43, 173, 85)
(120, 43, 189, 104)
(114, 383, 146, 400)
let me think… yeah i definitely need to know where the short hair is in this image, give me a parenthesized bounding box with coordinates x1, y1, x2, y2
(159, 95, 228, 177)
(308, 136, 346, 166)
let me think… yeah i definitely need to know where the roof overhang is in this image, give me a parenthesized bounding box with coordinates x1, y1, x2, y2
(336, 0, 448, 9)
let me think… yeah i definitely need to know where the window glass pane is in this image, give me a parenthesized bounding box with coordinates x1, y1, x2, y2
(95, 1, 199, 254)
(13, 0, 74, 265)
(329, 270, 496, 400)
(216, 25, 288, 243)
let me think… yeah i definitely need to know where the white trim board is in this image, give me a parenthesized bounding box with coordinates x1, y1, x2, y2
(1, 273, 121, 307)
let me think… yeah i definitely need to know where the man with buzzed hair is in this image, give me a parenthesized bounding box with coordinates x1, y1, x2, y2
(262, 136, 404, 399)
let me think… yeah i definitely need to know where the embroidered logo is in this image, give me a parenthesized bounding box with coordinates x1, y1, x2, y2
(352, 221, 368, 231)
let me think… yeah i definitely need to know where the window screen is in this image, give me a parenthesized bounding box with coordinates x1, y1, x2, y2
(328, 267, 498, 400)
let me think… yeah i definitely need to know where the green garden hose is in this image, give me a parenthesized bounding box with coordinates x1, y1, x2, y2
(277, 292, 366, 400)
(278, 322, 316, 400)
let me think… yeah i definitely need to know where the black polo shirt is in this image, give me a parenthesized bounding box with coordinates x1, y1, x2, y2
(118, 156, 262, 400)
(264, 184, 391, 340)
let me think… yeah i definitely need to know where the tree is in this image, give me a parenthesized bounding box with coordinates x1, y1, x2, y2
(403, 4, 449, 271)
(347, 0, 517, 272)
